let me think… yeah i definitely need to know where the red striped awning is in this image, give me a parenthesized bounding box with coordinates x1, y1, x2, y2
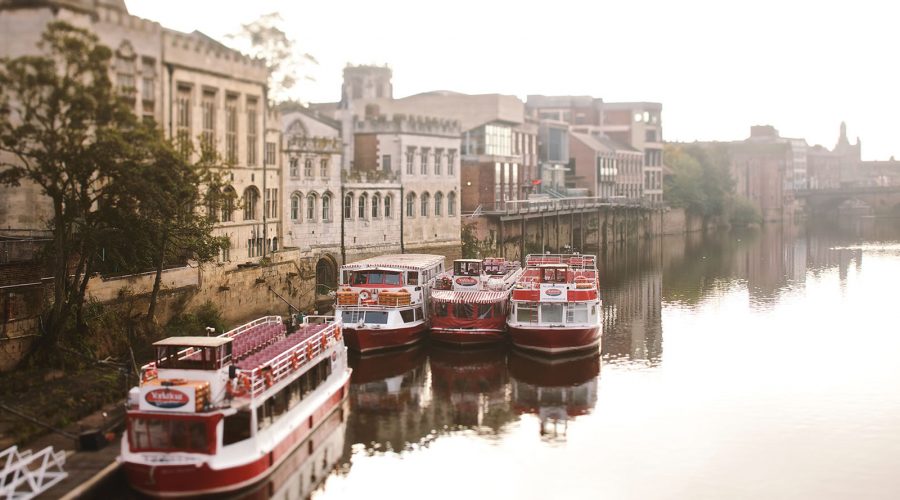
(431, 290, 509, 304)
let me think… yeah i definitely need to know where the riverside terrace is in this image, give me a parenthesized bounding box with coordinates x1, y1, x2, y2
(466, 196, 664, 261)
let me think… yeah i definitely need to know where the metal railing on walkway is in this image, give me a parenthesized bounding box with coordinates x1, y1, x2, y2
(0, 445, 68, 500)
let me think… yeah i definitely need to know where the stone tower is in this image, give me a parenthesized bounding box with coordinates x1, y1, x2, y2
(340, 64, 392, 108)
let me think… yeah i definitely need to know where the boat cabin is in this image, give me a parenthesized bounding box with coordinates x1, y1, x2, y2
(154, 336, 233, 371)
(346, 269, 405, 287)
(454, 259, 482, 276)
(539, 265, 570, 284)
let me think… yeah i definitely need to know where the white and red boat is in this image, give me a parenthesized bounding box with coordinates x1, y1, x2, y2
(429, 258, 524, 346)
(335, 254, 444, 353)
(507, 254, 602, 354)
(120, 316, 351, 497)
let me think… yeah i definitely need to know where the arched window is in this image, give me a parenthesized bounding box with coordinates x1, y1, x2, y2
(420, 192, 430, 217)
(322, 193, 331, 221)
(406, 192, 416, 218)
(243, 186, 260, 220)
(221, 186, 236, 222)
(372, 194, 380, 218)
(290, 192, 302, 221)
(384, 195, 392, 218)
(434, 191, 443, 216)
(306, 192, 317, 221)
(358, 193, 367, 219)
(344, 194, 353, 220)
(448, 191, 456, 216)
(206, 188, 220, 222)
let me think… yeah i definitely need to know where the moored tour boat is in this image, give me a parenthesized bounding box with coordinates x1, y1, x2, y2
(120, 316, 351, 497)
(335, 254, 444, 353)
(507, 254, 602, 354)
(429, 257, 524, 346)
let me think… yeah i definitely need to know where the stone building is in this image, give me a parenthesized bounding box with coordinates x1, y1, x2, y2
(806, 122, 862, 190)
(601, 102, 664, 205)
(569, 132, 643, 201)
(0, 0, 277, 264)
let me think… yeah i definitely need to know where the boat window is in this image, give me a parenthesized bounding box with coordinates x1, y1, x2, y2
(566, 303, 589, 324)
(157, 346, 218, 370)
(455, 303, 474, 319)
(478, 303, 493, 319)
(352, 272, 368, 285)
(435, 302, 448, 317)
(342, 270, 350, 285)
(516, 303, 538, 323)
(341, 311, 361, 323)
(414, 307, 424, 321)
(365, 311, 389, 324)
(400, 309, 415, 323)
(367, 273, 384, 285)
(384, 272, 401, 285)
(540, 303, 564, 323)
(222, 410, 252, 446)
(408, 271, 419, 285)
(129, 417, 211, 454)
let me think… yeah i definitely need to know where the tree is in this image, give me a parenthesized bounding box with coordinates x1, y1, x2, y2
(664, 143, 734, 225)
(228, 12, 317, 103)
(0, 22, 146, 350)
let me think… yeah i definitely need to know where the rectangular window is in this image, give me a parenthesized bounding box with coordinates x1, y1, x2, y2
(448, 150, 456, 176)
(140, 58, 155, 103)
(289, 157, 298, 177)
(541, 303, 564, 324)
(566, 304, 589, 324)
(201, 90, 216, 157)
(420, 148, 429, 175)
(116, 57, 135, 95)
(456, 303, 474, 319)
(320, 158, 329, 177)
(414, 307, 424, 321)
(516, 303, 537, 323)
(434, 149, 443, 175)
(225, 95, 238, 164)
(222, 411, 252, 446)
(265, 188, 278, 218)
(400, 309, 414, 323)
(247, 98, 258, 166)
(382, 154, 391, 172)
(265, 142, 276, 166)
(304, 159, 313, 177)
(364, 311, 389, 324)
(175, 85, 192, 157)
(406, 148, 415, 175)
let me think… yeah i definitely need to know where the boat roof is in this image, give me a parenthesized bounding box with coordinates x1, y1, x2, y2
(432, 290, 509, 303)
(342, 254, 444, 270)
(454, 259, 482, 263)
(153, 336, 232, 347)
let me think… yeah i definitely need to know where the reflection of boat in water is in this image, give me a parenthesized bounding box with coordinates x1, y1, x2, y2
(508, 349, 600, 439)
(349, 346, 427, 413)
(429, 345, 511, 431)
(227, 400, 348, 500)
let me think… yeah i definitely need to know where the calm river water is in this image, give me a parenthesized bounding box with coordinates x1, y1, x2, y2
(117, 220, 900, 499)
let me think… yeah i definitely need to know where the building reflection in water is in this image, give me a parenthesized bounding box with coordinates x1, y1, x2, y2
(599, 238, 664, 365)
(508, 350, 600, 441)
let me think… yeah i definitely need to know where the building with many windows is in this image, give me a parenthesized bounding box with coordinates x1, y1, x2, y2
(0, 0, 278, 263)
(601, 102, 664, 205)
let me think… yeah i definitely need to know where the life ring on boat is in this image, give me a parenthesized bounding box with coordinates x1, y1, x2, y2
(262, 369, 274, 388)
(230, 373, 251, 398)
(359, 290, 371, 301)
(290, 351, 299, 370)
(306, 342, 314, 360)
(141, 367, 157, 383)
(321, 335, 328, 350)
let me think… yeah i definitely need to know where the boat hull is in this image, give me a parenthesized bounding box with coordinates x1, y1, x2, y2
(429, 327, 505, 346)
(342, 323, 427, 353)
(507, 324, 601, 354)
(124, 375, 351, 498)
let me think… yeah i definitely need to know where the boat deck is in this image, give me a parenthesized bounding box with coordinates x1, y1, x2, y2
(234, 323, 328, 370)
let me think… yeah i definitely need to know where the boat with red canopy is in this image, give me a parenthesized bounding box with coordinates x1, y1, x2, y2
(429, 257, 524, 346)
(507, 254, 602, 354)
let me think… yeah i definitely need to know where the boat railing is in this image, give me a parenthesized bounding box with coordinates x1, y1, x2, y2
(0, 445, 67, 500)
(246, 321, 342, 400)
(525, 254, 597, 270)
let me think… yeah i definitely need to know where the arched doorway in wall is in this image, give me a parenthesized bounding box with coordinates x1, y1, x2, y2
(315, 254, 338, 312)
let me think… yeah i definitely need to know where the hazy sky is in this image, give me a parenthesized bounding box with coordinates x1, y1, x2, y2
(126, 0, 897, 160)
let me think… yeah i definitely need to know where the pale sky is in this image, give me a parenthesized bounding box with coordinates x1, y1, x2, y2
(126, 0, 898, 160)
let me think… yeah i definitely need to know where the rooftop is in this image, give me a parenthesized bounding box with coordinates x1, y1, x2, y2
(153, 336, 232, 348)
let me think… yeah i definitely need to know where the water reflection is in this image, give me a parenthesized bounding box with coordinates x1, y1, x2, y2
(508, 350, 600, 441)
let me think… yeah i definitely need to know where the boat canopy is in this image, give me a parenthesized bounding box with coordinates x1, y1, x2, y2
(431, 290, 509, 304)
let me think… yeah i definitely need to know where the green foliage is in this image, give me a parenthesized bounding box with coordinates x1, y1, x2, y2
(664, 143, 734, 219)
(729, 196, 762, 226)
(461, 222, 496, 259)
(165, 301, 226, 337)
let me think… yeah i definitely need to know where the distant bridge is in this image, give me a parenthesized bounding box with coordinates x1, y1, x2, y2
(794, 186, 900, 215)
